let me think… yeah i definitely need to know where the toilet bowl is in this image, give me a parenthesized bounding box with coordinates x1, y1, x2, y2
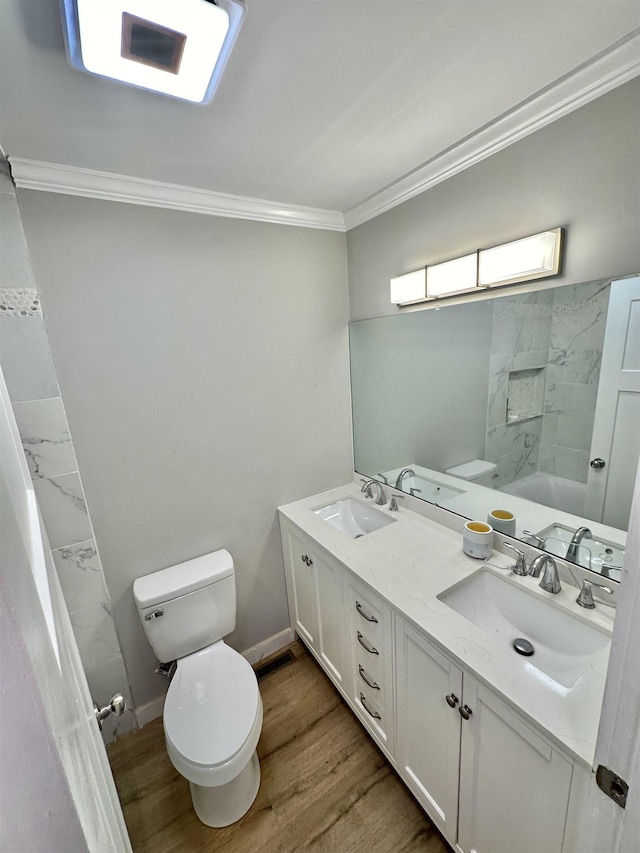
(133, 550, 262, 827)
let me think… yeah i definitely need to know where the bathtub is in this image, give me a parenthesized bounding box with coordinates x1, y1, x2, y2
(498, 472, 586, 517)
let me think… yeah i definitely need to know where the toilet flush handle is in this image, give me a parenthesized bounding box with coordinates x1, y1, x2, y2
(144, 608, 164, 621)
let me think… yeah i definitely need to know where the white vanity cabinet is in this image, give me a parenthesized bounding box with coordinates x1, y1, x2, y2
(395, 619, 573, 853)
(280, 518, 346, 690)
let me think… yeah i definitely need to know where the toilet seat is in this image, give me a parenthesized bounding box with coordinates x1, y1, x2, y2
(164, 641, 262, 788)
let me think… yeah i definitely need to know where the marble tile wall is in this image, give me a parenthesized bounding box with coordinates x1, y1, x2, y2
(539, 280, 609, 483)
(484, 291, 553, 488)
(1, 173, 134, 743)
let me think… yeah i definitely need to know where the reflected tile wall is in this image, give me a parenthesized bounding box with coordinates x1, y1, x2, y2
(484, 291, 553, 487)
(539, 280, 609, 483)
(1, 279, 134, 743)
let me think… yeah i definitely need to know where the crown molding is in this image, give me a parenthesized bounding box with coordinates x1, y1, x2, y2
(9, 158, 346, 232)
(343, 30, 640, 230)
(8, 31, 639, 233)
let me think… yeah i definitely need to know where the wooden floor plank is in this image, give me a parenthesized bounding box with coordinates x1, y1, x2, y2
(108, 644, 450, 853)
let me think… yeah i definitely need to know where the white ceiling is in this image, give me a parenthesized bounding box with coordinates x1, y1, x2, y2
(1, 1, 639, 222)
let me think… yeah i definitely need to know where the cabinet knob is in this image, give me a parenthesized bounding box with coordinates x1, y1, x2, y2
(459, 704, 473, 720)
(590, 457, 606, 469)
(445, 693, 459, 708)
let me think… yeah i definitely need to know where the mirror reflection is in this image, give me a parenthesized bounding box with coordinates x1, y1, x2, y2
(350, 275, 640, 583)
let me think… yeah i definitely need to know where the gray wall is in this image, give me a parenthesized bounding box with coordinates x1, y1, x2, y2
(350, 302, 492, 475)
(17, 193, 353, 709)
(347, 78, 640, 322)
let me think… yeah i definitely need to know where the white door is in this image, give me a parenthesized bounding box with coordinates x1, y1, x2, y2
(0, 368, 132, 853)
(585, 276, 640, 529)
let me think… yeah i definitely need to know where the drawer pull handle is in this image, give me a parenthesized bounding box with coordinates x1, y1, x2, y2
(459, 704, 473, 720)
(360, 693, 381, 720)
(358, 665, 380, 690)
(356, 631, 379, 655)
(355, 601, 378, 623)
(445, 693, 459, 708)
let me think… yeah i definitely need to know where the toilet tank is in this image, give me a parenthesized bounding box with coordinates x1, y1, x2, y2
(445, 459, 497, 488)
(133, 550, 236, 663)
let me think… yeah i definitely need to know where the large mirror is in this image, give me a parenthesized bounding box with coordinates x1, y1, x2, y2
(350, 275, 640, 583)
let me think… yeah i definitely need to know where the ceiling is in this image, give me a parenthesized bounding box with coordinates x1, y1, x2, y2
(1, 1, 639, 225)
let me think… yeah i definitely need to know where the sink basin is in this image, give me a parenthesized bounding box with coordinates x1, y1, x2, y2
(437, 569, 610, 689)
(537, 523, 624, 577)
(313, 497, 395, 539)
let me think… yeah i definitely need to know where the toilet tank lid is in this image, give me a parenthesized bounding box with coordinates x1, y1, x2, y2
(133, 549, 234, 609)
(445, 459, 497, 480)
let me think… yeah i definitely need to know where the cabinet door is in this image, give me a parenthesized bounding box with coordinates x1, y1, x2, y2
(281, 523, 319, 648)
(313, 549, 345, 687)
(457, 678, 572, 853)
(395, 620, 462, 843)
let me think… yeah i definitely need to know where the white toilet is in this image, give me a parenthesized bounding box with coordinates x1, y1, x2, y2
(445, 458, 497, 488)
(133, 549, 262, 828)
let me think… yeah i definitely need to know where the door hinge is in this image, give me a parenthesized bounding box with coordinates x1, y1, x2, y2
(596, 765, 628, 808)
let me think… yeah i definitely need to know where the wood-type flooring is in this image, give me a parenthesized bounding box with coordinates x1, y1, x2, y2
(108, 643, 449, 853)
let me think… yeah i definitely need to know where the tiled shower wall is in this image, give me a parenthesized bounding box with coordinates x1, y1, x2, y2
(0, 170, 135, 742)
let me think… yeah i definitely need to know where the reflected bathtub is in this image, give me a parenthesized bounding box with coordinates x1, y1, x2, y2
(498, 472, 586, 517)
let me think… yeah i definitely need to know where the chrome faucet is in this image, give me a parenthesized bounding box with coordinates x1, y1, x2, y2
(395, 468, 415, 490)
(528, 554, 562, 594)
(360, 479, 387, 506)
(566, 526, 592, 563)
(375, 473, 389, 485)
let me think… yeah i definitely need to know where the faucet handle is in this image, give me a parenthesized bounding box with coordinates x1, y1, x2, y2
(522, 530, 544, 547)
(503, 542, 527, 576)
(389, 494, 405, 512)
(576, 579, 614, 609)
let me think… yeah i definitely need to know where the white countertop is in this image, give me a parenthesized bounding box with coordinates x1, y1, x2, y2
(279, 481, 616, 769)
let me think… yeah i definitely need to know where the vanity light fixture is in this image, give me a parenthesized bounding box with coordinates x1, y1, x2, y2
(426, 252, 478, 299)
(59, 0, 247, 104)
(390, 269, 427, 305)
(479, 228, 563, 288)
(390, 227, 563, 306)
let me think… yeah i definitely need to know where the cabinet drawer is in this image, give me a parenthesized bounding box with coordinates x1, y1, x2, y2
(355, 658, 388, 709)
(353, 681, 393, 753)
(344, 577, 392, 648)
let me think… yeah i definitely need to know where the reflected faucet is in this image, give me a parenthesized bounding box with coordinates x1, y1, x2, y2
(566, 527, 592, 564)
(395, 468, 415, 490)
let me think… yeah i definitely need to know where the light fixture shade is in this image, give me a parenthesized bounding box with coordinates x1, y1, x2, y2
(390, 269, 427, 305)
(426, 252, 478, 299)
(479, 228, 562, 287)
(60, 0, 246, 104)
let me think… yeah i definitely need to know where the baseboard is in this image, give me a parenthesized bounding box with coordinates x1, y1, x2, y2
(135, 694, 166, 726)
(242, 628, 296, 666)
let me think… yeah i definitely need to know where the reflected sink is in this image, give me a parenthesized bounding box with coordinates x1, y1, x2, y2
(537, 523, 624, 574)
(438, 569, 610, 689)
(313, 497, 395, 539)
